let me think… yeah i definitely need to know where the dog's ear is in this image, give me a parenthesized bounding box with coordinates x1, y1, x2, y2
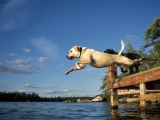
(73, 46, 80, 52)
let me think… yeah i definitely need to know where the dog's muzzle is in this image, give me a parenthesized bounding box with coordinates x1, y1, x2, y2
(66, 55, 74, 60)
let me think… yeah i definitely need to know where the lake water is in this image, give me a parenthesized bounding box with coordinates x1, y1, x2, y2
(0, 102, 160, 120)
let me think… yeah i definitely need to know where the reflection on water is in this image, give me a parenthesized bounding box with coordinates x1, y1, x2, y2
(111, 102, 160, 120)
(0, 102, 160, 120)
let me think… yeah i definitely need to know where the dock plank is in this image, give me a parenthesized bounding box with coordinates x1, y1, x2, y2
(108, 66, 160, 89)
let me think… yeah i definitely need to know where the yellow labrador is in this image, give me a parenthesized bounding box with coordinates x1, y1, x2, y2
(65, 40, 142, 75)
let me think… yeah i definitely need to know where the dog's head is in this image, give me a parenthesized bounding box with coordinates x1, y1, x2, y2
(66, 46, 81, 60)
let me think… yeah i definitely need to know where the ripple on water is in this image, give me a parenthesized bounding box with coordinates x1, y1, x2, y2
(0, 102, 160, 120)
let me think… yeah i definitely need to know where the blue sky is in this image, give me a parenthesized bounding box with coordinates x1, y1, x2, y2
(0, 0, 159, 97)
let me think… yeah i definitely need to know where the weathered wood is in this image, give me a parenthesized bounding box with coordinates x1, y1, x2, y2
(139, 93, 160, 101)
(140, 83, 146, 111)
(108, 66, 160, 89)
(108, 66, 160, 111)
(110, 88, 118, 109)
(107, 66, 117, 88)
(118, 90, 160, 95)
(108, 66, 118, 109)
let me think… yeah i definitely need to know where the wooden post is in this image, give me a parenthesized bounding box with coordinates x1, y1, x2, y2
(140, 83, 146, 111)
(110, 88, 118, 109)
(108, 66, 118, 109)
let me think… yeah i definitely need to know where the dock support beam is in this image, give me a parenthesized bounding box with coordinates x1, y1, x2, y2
(110, 88, 118, 109)
(140, 83, 146, 111)
(108, 66, 118, 109)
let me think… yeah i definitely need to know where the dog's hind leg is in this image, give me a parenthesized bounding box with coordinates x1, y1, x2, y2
(121, 68, 128, 73)
(118, 40, 125, 55)
(124, 58, 142, 69)
(129, 66, 134, 74)
(135, 65, 139, 73)
(133, 58, 143, 63)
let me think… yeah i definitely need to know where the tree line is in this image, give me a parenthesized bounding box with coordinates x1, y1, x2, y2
(0, 91, 94, 102)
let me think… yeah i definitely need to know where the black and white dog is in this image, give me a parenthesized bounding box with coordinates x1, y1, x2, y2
(104, 49, 142, 74)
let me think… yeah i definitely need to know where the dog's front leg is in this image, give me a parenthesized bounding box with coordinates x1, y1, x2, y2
(77, 59, 92, 66)
(65, 62, 86, 75)
(65, 67, 78, 75)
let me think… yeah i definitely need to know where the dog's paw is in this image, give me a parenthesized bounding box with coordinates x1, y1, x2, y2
(139, 58, 142, 61)
(134, 58, 142, 62)
(65, 71, 70, 75)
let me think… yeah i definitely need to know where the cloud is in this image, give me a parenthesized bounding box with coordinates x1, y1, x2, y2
(22, 47, 31, 53)
(31, 38, 59, 60)
(0, 0, 29, 32)
(80, 67, 106, 76)
(123, 35, 138, 44)
(0, 58, 44, 74)
(125, 35, 138, 40)
(8, 53, 16, 56)
(43, 89, 76, 94)
(60, 64, 65, 67)
(1, 45, 49, 74)
(42, 89, 87, 97)
(0, 84, 8, 91)
(38, 57, 48, 62)
(22, 84, 38, 89)
(16, 90, 31, 94)
(9, 58, 30, 64)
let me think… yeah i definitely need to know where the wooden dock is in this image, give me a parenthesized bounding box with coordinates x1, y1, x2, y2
(107, 66, 160, 111)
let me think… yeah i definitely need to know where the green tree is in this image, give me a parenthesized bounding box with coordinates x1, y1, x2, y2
(99, 72, 110, 101)
(143, 17, 160, 67)
(144, 17, 160, 43)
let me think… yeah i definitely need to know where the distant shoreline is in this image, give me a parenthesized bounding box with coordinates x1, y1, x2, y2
(0, 91, 95, 102)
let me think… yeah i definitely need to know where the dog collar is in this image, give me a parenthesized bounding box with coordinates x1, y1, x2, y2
(79, 47, 82, 58)
(79, 47, 87, 58)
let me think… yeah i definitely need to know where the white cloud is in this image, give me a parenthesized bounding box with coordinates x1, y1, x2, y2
(0, 84, 9, 91)
(38, 57, 48, 62)
(63, 89, 69, 92)
(22, 47, 31, 53)
(31, 38, 59, 60)
(22, 84, 37, 88)
(60, 64, 65, 67)
(0, 0, 29, 32)
(123, 35, 139, 45)
(42, 89, 87, 97)
(9, 58, 26, 64)
(125, 35, 138, 40)
(0, 57, 44, 74)
(8, 53, 16, 56)
(43, 89, 76, 94)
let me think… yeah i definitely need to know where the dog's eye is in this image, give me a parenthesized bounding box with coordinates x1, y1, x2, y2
(70, 50, 72, 53)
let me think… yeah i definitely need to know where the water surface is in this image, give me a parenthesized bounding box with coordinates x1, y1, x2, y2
(0, 102, 160, 120)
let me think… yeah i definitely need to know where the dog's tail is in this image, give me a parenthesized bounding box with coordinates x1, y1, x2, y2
(118, 40, 125, 55)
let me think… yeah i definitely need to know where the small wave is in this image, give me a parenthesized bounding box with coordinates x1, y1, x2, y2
(0, 102, 160, 120)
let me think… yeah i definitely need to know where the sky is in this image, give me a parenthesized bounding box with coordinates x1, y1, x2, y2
(0, 0, 160, 97)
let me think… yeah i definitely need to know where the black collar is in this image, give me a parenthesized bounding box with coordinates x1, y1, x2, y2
(79, 47, 82, 58)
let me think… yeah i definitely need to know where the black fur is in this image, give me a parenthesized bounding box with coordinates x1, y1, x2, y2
(104, 49, 141, 74)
